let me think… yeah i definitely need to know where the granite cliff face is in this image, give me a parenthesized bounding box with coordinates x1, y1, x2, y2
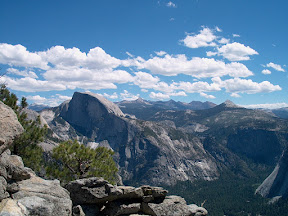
(41, 92, 219, 186)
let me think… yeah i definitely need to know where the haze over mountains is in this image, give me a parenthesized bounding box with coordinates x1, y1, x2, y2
(38, 92, 288, 202)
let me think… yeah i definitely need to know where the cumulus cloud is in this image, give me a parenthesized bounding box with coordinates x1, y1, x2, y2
(133, 72, 160, 89)
(200, 92, 215, 99)
(155, 51, 167, 56)
(120, 90, 140, 101)
(233, 34, 240, 38)
(7, 68, 38, 78)
(213, 77, 282, 94)
(142, 54, 253, 78)
(230, 93, 241, 98)
(99, 92, 118, 100)
(0, 76, 66, 92)
(0, 43, 48, 69)
(218, 37, 230, 44)
(266, 62, 285, 72)
(149, 92, 170, 100)
(182, 27, 217, 48)
(27, 94, 72, 107)
(216, 42, 258, 61)
(175, 80, 221, 93)
(262, 69, 271, 75)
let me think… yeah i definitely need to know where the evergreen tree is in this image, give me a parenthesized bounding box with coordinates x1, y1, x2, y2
(46, 140, 118, 184)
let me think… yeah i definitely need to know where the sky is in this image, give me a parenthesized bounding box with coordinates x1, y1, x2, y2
(0, 0, 287, 108)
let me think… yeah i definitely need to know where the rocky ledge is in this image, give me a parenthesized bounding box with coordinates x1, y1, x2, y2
(66, 177, 207, 216)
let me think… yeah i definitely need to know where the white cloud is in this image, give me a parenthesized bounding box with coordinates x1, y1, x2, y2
(166, 1, 176, 8)
(233, 34, 240, 38)
(26, 95, 47, 104)
(26, 94, 72, 107)
(133, 72, 160, 89)
(266, 62, 285, 72)
(39, 46, 121, 70)
(200, 92, 215, 99)
(0, 43, 48, 69)
(215, 26, 222, 32)
(217, 42, 258, 61)
(142, 54, 253, 78)
(213, 77, 282, 94)
(262, 69, 271, 75)
(155, 51, 167, 56)
(241, 103, 288, 109)
(218, 37, 230, 44)
(99, 92, 118, 99)
(0, 76, 66, 92)
(182, 27, 217, 48)
(120, 90, 140, 101)
(7, 68, 38, 78)
(230, 93, 241, 98)
(126, 52, 134, 58)
(175, 80, 221, 93)
(149, 92, 170, 100)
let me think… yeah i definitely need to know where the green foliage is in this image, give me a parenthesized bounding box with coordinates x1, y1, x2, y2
(13, 116, 47, 171)
(0, 84, 47, 172)
(46, 140, 118, 184)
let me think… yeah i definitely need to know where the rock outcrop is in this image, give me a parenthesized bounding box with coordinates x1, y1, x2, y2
(0, 101, 24, 154)
(0, 101, 72, 216)
(66, 177, 208, 216)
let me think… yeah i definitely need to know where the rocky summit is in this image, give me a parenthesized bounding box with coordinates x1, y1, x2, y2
(0, 101, 207, 216)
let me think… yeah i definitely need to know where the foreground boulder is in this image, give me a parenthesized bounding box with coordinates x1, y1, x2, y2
(0, 101, 24, 154)
(66, 177, 207, 216)
(0, 102, 72, 215)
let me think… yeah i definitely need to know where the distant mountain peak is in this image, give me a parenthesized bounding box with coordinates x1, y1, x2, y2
(78, 92, 125, 117)
(222, 100, 241, 108)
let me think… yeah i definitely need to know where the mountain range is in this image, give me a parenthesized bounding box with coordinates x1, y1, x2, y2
(38, 92, 288, 202)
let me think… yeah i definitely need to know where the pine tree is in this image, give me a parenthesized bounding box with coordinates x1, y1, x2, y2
(46, 140, 118, 184)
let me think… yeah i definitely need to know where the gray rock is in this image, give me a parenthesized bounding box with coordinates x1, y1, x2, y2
(13, 174, 72, 216)
(72, 205, 85, 216)
(0, 102, 24, 154)
(0, 177, 9, 201)
(0, 198, 28, 216)
(103, 202, 141, 216)
(188, 204, 208, 216)
(141, 186, 167, 203)
(141, 195, 205, 216)
(6, 183, 20, 194)
(65, 177, 110, 205)
(0, 150, 31, 181)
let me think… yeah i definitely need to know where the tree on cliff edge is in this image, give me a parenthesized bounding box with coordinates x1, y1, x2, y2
(46, 140, 118, 184)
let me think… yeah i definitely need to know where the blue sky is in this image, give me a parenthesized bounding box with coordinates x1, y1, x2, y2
(0, 0, 287, 108)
